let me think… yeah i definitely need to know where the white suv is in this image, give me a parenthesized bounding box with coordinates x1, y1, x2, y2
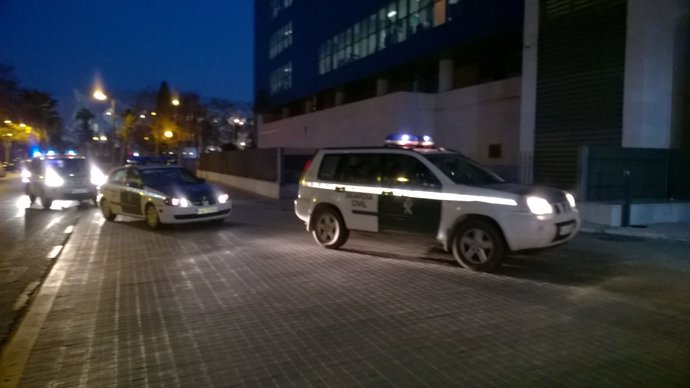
(294, 137, 580, 272)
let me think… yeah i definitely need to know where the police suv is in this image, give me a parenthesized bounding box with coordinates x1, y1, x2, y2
(24, 153, 105, 209)
(294, 134, 580, 272)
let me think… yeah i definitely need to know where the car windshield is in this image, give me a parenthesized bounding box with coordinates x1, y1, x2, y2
(140, 167, 204, 186)
(45, 158, 86, 174)
(424, 153, 504, 185)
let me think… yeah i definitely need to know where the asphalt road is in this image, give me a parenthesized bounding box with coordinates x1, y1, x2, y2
(1, 173, 689, 386)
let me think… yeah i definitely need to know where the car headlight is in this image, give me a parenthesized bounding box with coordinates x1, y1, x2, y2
(45, 168, 64, 187)
(165, 197, 190, 207)
(565, 192, 576, 208)
(526, 196, 553, 215)
(21, 168, 31, 183)
(217, 193, 229, 204)
(90, 165, 107, 186)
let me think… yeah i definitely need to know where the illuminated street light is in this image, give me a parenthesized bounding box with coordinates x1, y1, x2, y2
(93, 89, 108, 101)
(3, 120, 11, 124)
(139, 114, 146, 118)
(99, 135, 108, 141)
(151, 112, 157, 116)
(171, 98, 180, 106)
(19, 123, 26, 127)
(164, 130, 174, 138)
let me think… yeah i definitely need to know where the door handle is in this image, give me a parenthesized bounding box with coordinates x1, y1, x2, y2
(335, 186, 346, 192)
(382, 191, 393, 196)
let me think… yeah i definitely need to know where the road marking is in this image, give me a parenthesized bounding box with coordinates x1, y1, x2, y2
(64, 225, 74, 234)
(0, 234, 73, 387)
(0, 262, 69, 387)
(46, 245, 63, 260)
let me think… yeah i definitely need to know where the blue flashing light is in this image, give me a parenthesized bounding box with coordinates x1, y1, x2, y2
(385, 133, 434, 148)
(65, 149, 77, 156)
(31, 150, 42, 158)
(46, 150, 57, 156)
(126, 155, 176, 165)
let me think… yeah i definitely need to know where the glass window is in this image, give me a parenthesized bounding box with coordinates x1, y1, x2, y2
(320, 154, 381, 185)
(423, 154, 504, 185)
(109, 168, 127, 185)
(45, 158, 86, 174)
(398, 0, 408, 18)
(381, 154, 440, 188)
(140, 167, 203, 186)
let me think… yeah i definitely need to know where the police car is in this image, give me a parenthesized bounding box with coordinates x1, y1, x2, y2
(24, 153, 105, 209)
(294, 134, 580, 272)
(98, 158, 231, 228)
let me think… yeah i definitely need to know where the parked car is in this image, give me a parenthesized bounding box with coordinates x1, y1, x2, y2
(24, 154, 105, 209)
(294, 134, 580, 272)
(98, 160, 232, 229)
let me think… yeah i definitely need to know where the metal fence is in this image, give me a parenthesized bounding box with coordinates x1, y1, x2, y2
(579, 146, 690, 202)
(198, 148, 316, 184)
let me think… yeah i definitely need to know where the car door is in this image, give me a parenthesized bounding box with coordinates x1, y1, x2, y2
(378, 154, 442, 235)
(100, 168, 128, 214)
(120, 168, 144, 215)
(319, 153, 380, 232)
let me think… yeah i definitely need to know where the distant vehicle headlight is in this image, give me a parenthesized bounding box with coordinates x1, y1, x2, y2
(526, 196, 553, 215)
(565, 192, 576, 208)
(90, 165, 107, 186)
(217, 193, 229, 204)
(45, 168, 64, 187)
(21, 168, 31, 183)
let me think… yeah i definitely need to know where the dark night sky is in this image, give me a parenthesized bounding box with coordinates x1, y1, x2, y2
(0, 0, 254, 120)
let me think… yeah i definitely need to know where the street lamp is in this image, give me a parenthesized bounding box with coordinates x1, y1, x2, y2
(93, 89, 108, 101)
(164, 130, 174, 138)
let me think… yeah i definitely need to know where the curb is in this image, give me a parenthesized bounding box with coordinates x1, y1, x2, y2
(0, 220, 77, 388)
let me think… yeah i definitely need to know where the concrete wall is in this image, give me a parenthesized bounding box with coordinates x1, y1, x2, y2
(434, 77, 521, 179)
(623, 0, 690, 148)
(258, 77, 521, 179)
(197, 170, 281, 199)
(258, 92, 436, 149)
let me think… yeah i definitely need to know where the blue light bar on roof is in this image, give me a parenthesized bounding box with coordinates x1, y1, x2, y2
(385, 133, 434, 148)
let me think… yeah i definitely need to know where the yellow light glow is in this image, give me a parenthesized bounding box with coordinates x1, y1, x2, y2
(99, 135, 107, 141)
(150, 112, 157, 116)
(171, 99, 180, 106)
(93, 90, 108, 101)
(92, 136, 99, 141)
(19, 123, 26, 127)
(164, 130, 174, 138)
(3, 120, 11, 124)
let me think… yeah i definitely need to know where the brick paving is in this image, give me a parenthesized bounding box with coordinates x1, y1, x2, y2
(6, 191, 690, 387)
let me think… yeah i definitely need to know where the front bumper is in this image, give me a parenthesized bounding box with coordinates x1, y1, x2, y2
(500, 210, 581, 251)
(43, 186, 97, 200)
(157, 203, 232, 224)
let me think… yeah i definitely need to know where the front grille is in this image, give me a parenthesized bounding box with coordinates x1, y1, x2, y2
(190, 196, 217, 206)
(552, 201, 572, 214)
(174, 209, 230, 220)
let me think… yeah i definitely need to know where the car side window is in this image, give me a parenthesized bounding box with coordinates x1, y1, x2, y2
(337, 154, 380, 185)
(109, 169, 127, 185)
(381, 154, 441, 189)
(126, 169, 143, 187)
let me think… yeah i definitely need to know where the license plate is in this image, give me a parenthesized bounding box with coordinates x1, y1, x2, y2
(197, 206, 218, 215)
(559, 223, 575, 236)
(72, 189, 89, 194)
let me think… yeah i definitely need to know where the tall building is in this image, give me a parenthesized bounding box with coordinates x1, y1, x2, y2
(254, 0, 690, 190)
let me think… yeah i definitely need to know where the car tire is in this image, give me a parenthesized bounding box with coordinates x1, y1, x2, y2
(101, 198, 117, 221)
(451, 219, 506, 272)
(145, 203, 162, 229)
(42, 197, 53, 209)
(311, 208, 349, 249)
(28, 194, 36, 204)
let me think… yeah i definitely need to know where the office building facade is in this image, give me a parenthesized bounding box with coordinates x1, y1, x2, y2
(254, 0, 690, 190)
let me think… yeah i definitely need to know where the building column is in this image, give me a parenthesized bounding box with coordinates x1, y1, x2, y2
(622, 0, 688, 148)
(518, 0, 539, 184)
(376, 78, 388, 96)
(438, 57, 454, 92)
(335, 88, 345, 106)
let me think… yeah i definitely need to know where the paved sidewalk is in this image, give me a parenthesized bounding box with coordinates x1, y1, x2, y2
(580, 222, 690, 242)
(2, 191, 689, 387)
